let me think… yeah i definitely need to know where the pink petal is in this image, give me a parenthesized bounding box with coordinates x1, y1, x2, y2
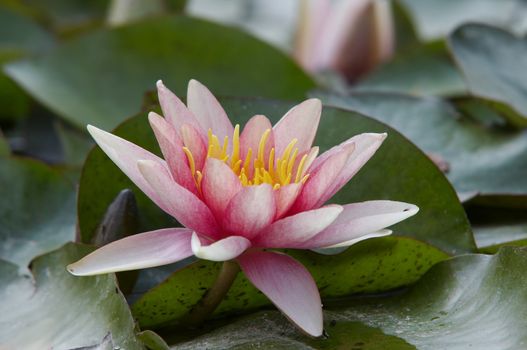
(238, 251, 323, 337)
(310, 133, 387, 208)
(201, 158, 242, 220)
(222, 184, 276, 239)
(148, 112, 197, 194)
(289, 142, 355, 213)
(156, 80, 203, 134)
(273, 99, 321, 156)
(67, 228, 193, 275)
(254, 205, 343, 248)
(137, 160, 220, 238)
(191, 233, 251, 261)
(87, 125, 173, 215)
(302, 200, 419, 249)
(239, 115, 275, 169)
(274, 183, 302, 219)
(187, 79, 234, 142)
(180, 123, 207, 171)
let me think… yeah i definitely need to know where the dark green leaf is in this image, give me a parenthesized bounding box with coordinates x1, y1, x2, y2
(315, 92, 527, 204)
(356, 43, 465, 96)
(467, 206, 527, 253)
(5, 16, 314, 130)
(0, 156, 75, 268)
(0, 132, 9, 155)
(0, 5, 54, 121)
(55, 120, 94, 166)
(449, 23, 527, 127)
(0, 243, 143, 349)
(173, 247, 527, 349)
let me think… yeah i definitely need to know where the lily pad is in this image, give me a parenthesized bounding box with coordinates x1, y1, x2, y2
(0, 155, 76, 268)
(0, 243, 143, 349)
(449, 23, 527, 128)
(132, 237, 447, 329)
(400, 0, 527, 41)
(173, 247, 527, 349)
(0, 132, 9, 155)
(5, 15, 314, 130)
(78, 97, 474, 254)
(315, 92, 527, 203)
(356, 43, 466, 97)
(0, 5, 54, 121)
(467, 206, 527, 253)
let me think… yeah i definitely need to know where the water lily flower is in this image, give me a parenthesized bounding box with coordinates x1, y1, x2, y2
(68, 79, 418, 336)
(295, 0, 395, 80)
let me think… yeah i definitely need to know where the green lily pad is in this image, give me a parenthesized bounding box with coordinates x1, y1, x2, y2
(173, 246, 527, 349)
(356, 43, 466, 97)
(132, 237, 447, 329)
(0, 155, 76, 268)
(449, 23, 527, 128)
(315, 92, 527, 203)
(0, 5, 54, 121)
(0, 132, 9, 155)
(5, 15, 314, 130)
(400, 0, 527, 41)
(467, 206, 527, 253)
(0, 243, 143, 349)
(78, 97, 474, 254)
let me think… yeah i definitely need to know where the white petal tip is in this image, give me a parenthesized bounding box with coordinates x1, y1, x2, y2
(405, 204, 419, 216)
(148, 111, 162, 121)
(156, 79, 164, 87)
(66, 262, 88, 276)
(86, 124, 100, 134)
(190, 232, 201, 253)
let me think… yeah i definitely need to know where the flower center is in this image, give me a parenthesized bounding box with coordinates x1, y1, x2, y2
(183, 125, 310, 191)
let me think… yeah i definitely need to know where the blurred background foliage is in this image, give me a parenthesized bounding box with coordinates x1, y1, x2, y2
(1, 0, 527, 348)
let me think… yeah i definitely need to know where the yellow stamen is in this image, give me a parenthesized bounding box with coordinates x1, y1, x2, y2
(287, 148, 298, 176)
(231, 124, 240, 167)
(182, 147, 196, 175)
(243, 148, 253, 174)
(183, 126, 312, 191)
(295, 154, 308, 183)
(258, 129, 271, 166)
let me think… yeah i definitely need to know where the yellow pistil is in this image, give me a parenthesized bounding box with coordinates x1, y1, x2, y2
(182, 125, 312, 190)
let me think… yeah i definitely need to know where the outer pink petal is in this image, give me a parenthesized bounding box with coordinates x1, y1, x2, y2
(289, 142, 355, 213)
(148, 112, 197, 194)
(311, 133, 386, 207)
(87, 125, 172, 215)
(156, 80, 203, 134)
(191, 233, 251, 261)
(238, 251, 323, 337)
(187, 79, 234, 142)
(273, 99, 321, 156)
(254, 205, 343, 248)
(239, 115, 275, 168)
(222, 184, 276, 239)
(201, 158, 243, 220)
(301, 200, 419, 249)
(137, 160, 219, 238)
(274, 183, 302, 219)
(67, 228, 193, 275)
